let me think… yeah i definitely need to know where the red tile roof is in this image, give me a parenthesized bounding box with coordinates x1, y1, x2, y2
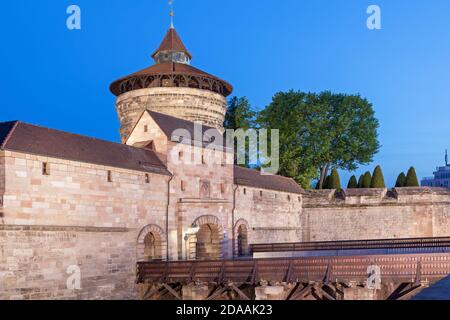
(234, 166, 303, 194)
(0, 121, 170, 176)
(152, 28, 192, 59)
(146, 111, 227, 149)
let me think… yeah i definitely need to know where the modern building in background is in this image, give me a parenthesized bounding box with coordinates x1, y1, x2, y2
(422, 151, 450, 188)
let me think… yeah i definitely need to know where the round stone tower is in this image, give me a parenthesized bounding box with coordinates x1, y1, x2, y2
(110, 26, 233, 142)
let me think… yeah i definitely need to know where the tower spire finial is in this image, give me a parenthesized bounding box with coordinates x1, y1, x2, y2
(168, 0, 175, 29)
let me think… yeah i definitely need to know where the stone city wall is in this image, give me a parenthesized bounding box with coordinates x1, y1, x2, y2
(0, 150, 169, 300)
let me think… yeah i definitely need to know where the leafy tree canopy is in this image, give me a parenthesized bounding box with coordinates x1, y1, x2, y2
(257, 91, 380, 189)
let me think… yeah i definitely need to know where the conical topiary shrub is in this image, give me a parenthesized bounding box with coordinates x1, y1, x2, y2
(405, 167, 419, 187)
(347, 175, 358, 189)
(328, 168, 341, 191)
(395, 172, 406, 188)
(371, 166, 386, 188)
(362, 171, 372, 188)
(323, 175, 331, 189)
(358, 175, 364, 188)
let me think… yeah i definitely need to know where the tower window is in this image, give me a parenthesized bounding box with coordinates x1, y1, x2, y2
(107, 170, 112, 183)
(42, 162, 50, 176)
(144, 125, 148, 133)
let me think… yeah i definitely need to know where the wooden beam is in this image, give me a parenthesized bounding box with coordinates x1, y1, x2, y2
(142, 284, 162, 300)
(289, 284, 312, 301)
(206, 286, 227, 301)
(162, 283, 182, 300)
(229, 284, 251, 301)
(315, 286, 336, 301)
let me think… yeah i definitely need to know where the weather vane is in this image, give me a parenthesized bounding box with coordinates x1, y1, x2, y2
(168, 0, 175, 29)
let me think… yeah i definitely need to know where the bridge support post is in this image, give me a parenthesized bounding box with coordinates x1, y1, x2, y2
(182, 283, 210, 300)
(343, 287, 378, 300)
(255, 284, 293, 300)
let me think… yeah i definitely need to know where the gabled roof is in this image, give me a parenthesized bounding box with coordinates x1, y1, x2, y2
(152, 27, 192, 59)
(0, 121, 170, 176)
(234, 166, 303, 194)
(145, 111, 228, 149)
(0, 121, 18, 148)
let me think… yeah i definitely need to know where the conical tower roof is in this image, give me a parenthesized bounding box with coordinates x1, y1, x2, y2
(152, 27, 192, 60)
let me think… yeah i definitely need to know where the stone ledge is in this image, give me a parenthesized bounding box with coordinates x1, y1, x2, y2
(0, 224, 129, 233)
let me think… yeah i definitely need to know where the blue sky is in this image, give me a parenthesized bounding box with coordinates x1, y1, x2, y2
(1, 0, 449, 186)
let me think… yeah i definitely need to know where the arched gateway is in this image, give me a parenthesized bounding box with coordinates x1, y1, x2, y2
(137, 224, 167, 261)
(188, 215, 224, 260)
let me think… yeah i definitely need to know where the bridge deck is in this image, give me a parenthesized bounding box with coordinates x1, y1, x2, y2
(137, 252, 450, 285)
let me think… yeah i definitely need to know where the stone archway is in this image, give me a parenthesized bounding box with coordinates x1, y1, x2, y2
(189, 215, 224, 261)
(234, 219, 250, 257)
(137, 224, 167, 261)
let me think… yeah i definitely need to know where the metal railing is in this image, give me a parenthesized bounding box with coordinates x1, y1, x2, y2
(250, 237, 450, 254)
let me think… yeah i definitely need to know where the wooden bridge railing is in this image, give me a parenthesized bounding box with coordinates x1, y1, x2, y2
(137, 252, 450, 285)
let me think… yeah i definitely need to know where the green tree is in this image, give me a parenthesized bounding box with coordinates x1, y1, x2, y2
(257, 91, 380, 189)
(395, 172, 406, 188)
(358, 175, 364, 188)
(224, 97, 256, 168)
(328, 168, 342, 191)
(347, 175, 358, 189)
(323, 175, 331, 189)
(362, 171, 372, 188)
(405, 167, 419, 187)
(224, 96, 255, 130)
(371, 166, 386, 188)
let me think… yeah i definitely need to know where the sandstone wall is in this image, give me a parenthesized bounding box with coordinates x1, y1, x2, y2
(116, 87, 227, 142)
(0, 151, 169, 300)
(302, 188, 450, 242)
(166, 142, 234, 260)
(234, 186, 302, 246)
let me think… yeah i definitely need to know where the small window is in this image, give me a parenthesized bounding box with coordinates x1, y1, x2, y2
(202, 155, 206, 165)
(298, 196, 301, 202)
(179, 151, 184, 160)
(260, 191, 263, 197)
(145, 174, 150, 184)
(107, 170, 112, 183)
(144, 125, 148, 133)
(287, 195, 291, 201)
(243, 188, 247, 195)
(181, 181, 186, 192)
(42, 162, 50, 175)
(221, 184, 225, 194)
